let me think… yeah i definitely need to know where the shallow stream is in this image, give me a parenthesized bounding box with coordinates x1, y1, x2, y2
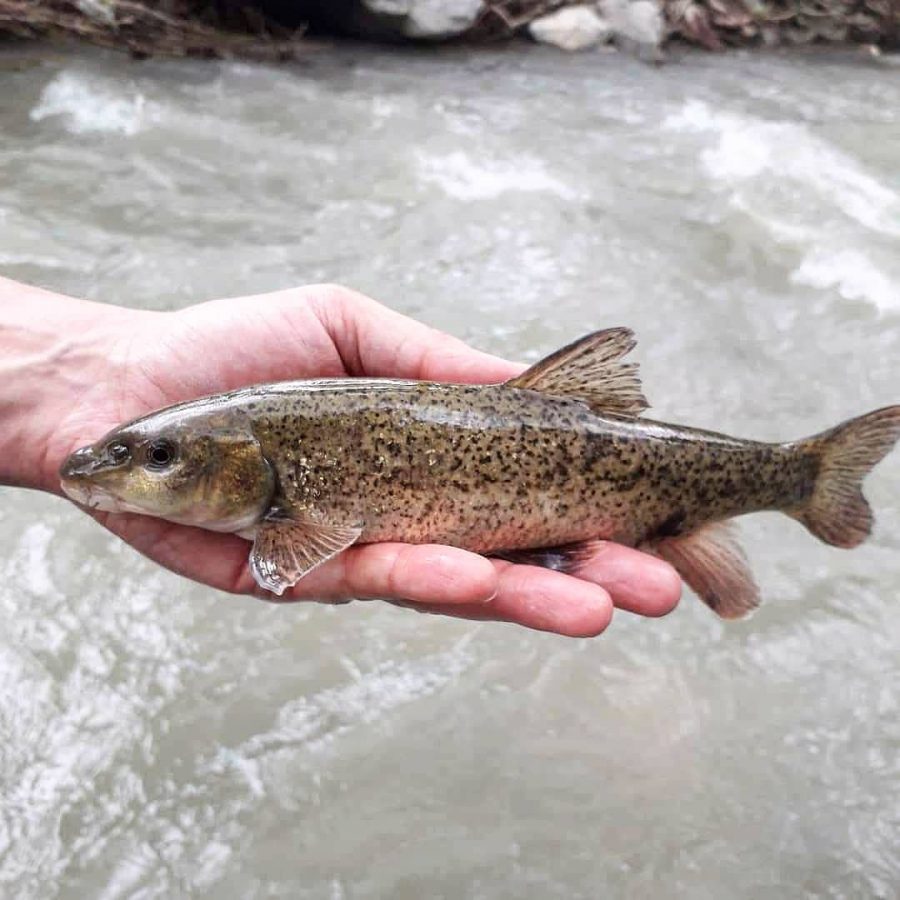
(1, 43, 898, 898)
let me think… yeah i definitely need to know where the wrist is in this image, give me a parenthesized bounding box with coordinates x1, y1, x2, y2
(0, 278, 138, 492)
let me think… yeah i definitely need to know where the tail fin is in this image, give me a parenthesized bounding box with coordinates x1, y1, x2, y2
(793, 406, 900, 548)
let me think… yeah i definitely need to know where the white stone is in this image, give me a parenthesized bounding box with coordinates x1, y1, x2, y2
(598, 0, 665, 47)
(364, 0, 483, 39)
(364, 0, 408, 13)
(74, 0, 116, 25)
(365, 0, 408, 13)
(529, 6, 612, 51)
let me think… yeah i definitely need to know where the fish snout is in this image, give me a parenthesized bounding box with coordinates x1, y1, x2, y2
(60, 446, 128, 511)
(60, 445, 106, 481)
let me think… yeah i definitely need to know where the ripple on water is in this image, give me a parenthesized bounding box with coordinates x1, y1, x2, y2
(1, 46, 898, 898)
(663, 98, 900, 315)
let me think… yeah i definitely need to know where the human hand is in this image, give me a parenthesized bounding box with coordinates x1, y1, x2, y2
(3, 280, 681, 635)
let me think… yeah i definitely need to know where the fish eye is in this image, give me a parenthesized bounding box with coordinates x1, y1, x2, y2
(146, 439, 176, 470)
(108, 443, 130, 464)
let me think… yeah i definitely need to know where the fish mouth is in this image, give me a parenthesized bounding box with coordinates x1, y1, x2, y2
(59, 447, 136, 513)
(60, 478, 131, 513)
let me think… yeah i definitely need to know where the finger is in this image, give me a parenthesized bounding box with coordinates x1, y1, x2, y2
(95, 511, 254, 591)
(92, 508, 628, 637)
(569, 542, 682, 617)
(307, 284, 525, 384)
(284, 542, 499, 606)
(489, 563, 614, 635)
(209, 536, 500, 608)
(100, 511, 500, 607)
(403, 562, 614, 638)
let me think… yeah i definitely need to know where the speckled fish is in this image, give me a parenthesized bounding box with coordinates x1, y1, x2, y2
(60, 329, 900, 618)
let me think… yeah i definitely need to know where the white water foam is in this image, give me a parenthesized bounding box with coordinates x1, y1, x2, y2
(664, 100, 900, 239)
(791, 248, 898, 314)
(664, 100, 900, 314)
(30, 71, 153, 136)
(416, 150, 576, 201)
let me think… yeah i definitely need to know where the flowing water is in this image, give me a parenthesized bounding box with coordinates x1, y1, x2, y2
(1, 42, 899, 899)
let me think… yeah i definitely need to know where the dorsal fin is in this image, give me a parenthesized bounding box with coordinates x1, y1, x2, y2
(506, 328, 648, 418)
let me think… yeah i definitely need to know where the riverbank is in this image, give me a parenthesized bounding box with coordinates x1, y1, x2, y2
(1, 0, 897, 60)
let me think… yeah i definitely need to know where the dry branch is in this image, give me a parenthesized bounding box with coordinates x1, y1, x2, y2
(0, 0, 305, 58)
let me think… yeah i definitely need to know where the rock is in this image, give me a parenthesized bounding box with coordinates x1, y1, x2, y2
(598, 0, 665, 48)
(74, 0, 116, 26)
(281, 0, 483, 41)
(528, 6, 612, 51)
(364, 0, 483, 39)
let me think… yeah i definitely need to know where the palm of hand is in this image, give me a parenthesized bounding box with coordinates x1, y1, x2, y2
(51, 285, 680, 636)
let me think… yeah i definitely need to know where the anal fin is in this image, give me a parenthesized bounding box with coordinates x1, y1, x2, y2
(647, 522, 758, 619)
(250, 512, 362, 596)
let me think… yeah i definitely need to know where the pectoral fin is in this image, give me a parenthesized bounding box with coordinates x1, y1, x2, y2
(250, 513, 362, 596)
(506, 328, 648, 418)
(648, 522, 758, 619)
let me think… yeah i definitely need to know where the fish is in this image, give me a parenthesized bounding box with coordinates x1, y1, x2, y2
(59, 328, 900, 618)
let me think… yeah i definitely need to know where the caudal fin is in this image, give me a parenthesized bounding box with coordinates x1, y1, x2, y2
(793, 406, 900, 548)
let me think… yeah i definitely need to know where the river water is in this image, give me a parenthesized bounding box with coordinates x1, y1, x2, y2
(1, 42, 898, 898)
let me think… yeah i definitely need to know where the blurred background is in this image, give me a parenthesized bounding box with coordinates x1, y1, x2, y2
(1, 41, 898, 899)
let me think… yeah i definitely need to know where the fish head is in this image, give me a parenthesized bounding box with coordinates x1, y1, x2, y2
(60, 408, 275, 533)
